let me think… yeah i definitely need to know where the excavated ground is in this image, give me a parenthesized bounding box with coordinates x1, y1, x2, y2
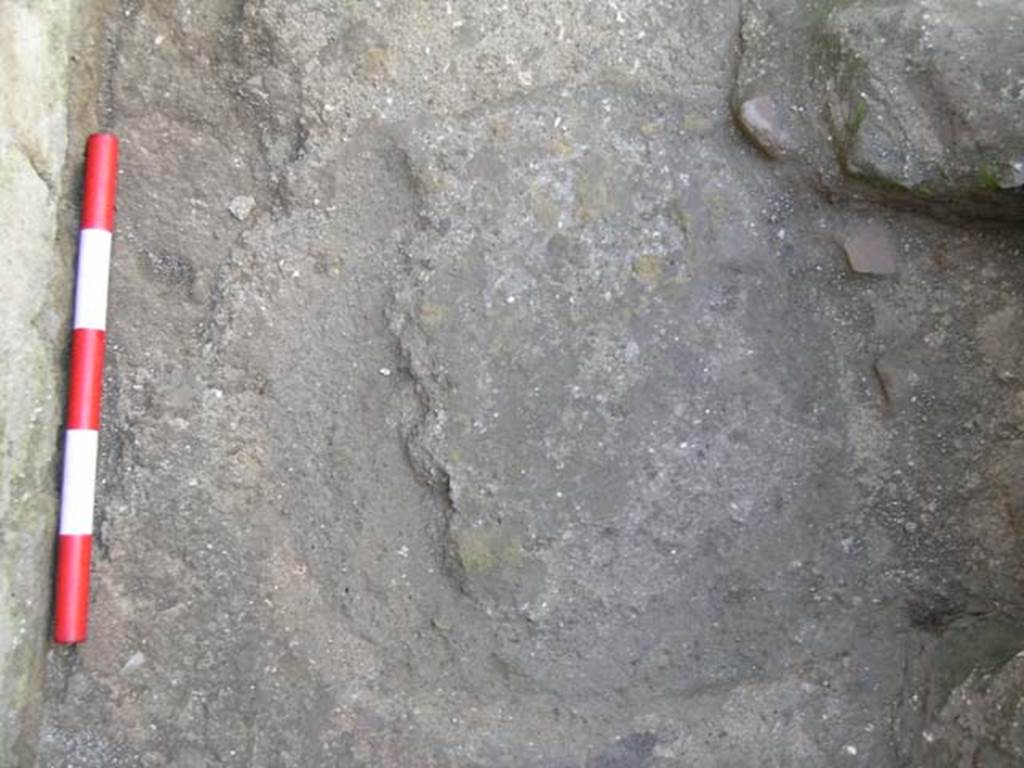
(38, 1, 1024, 766)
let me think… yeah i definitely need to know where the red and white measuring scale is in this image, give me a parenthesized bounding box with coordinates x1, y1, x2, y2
(54, 133, 118, 644)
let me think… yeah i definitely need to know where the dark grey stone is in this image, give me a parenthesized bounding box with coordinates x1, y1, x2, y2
(734, 0, 1024, 220)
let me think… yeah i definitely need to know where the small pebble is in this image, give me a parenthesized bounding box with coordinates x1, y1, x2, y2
(227, 195, 256, 221)
(120, 651, 146, 674)
(842, 224, 897, 275)
(738, 95, 794, 158)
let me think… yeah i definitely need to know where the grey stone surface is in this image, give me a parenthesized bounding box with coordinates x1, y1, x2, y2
(734, 0, 1024, 221)
(31, 1, 1024, 766)
(0, 1, 70, 765)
